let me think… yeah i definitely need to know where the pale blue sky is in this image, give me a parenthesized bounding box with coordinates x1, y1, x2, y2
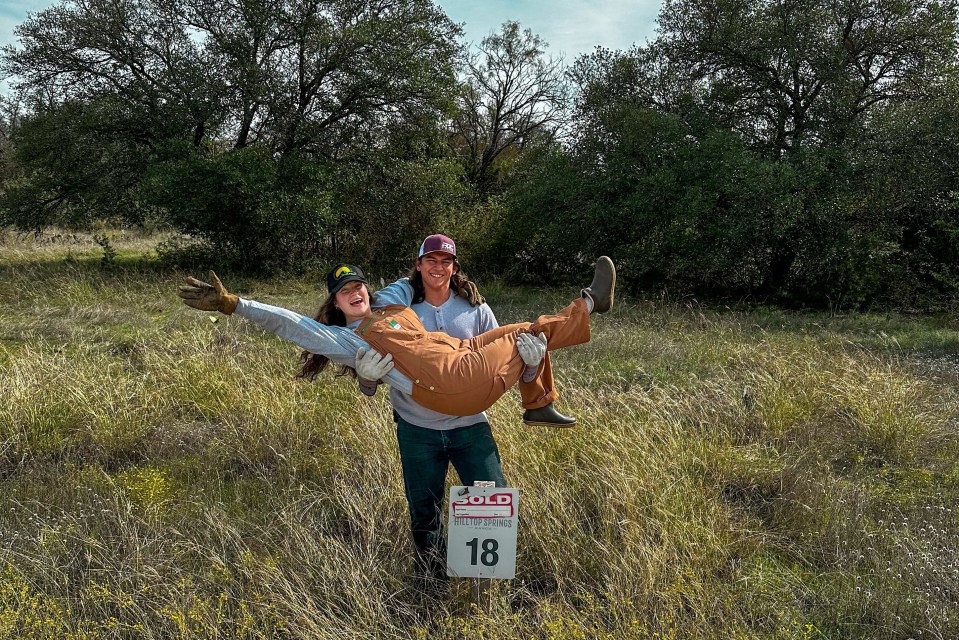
(1, 0, 38, 50)
(1, 0, 661, 61)
(437, 0, 661, 60)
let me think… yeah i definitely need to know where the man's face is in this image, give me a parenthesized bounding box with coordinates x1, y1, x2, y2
(416, 251, 457, 294)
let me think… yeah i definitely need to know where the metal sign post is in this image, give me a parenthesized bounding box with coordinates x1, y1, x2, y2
(447, 483, 520, 611)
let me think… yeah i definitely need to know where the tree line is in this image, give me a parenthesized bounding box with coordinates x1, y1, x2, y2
(1, 0, 957, 307)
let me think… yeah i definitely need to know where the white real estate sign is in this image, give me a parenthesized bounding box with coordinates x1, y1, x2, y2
(446, 486, 520, 579)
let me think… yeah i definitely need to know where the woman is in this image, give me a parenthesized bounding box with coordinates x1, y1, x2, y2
(177, 257, 615, 422)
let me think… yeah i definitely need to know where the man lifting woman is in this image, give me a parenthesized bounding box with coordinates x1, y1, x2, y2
(178, 256, 615, 427)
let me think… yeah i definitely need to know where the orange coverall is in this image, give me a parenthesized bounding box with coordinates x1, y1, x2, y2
(354, 297, 591, 416)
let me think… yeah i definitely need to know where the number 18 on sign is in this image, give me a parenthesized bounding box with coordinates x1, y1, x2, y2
(447, 486, 519, 579)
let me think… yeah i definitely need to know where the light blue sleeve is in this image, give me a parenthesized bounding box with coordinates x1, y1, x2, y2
(476, 303, 499, 333)
(371, 278, 414, 308)
(233, 299, 413, 394)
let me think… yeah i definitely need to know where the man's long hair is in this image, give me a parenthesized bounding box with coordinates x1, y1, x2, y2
(296, 290, 377, 381)
(407, 262, 485, 306)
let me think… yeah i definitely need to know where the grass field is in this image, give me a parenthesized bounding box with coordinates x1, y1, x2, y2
(1, 229, 958, 639)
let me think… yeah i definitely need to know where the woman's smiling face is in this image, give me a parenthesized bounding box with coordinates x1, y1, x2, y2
(335, 280, 372, 323)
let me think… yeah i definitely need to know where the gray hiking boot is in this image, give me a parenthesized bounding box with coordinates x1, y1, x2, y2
(581, 256, 616, 314)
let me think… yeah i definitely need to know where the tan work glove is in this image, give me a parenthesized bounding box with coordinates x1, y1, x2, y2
(178, 271, 239, 315)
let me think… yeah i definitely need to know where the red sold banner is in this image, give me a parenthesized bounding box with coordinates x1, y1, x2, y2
(450, 492, 515, 518)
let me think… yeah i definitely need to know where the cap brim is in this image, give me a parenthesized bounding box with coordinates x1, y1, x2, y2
(329, 275, 367, 294)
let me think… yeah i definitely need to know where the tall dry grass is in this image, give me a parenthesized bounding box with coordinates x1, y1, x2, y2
(0, 230, 958, 638)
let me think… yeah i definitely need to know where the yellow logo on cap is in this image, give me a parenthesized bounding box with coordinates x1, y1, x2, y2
(334, 265, 353, 278)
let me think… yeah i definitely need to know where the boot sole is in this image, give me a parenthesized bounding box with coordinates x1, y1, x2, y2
(523, 419, 577, 428)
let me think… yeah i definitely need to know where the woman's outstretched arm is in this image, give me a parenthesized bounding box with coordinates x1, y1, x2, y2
(178, 272, 414, 394)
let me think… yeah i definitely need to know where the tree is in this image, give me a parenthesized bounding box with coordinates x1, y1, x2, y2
(450, 21, 568, 195)
(0, 96, 20, 187)
(1, 0, 463, 272)
(656, 0, 959, 154)
(651, 0, 959, 298)
(1, 98, 154, 231)
(499, 0, 959, 306)
(852, 71, 959, 303)
(503, 95, 806, 296)
(3, 0, 217, 146)
(3, 0, 460, 155)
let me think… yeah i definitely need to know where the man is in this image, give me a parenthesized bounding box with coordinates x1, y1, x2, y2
(353, 234, 575, 580)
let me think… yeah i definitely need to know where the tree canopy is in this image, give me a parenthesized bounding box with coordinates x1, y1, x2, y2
(2, 0, 959, 306)
(1, 0, 463, 269)
(500, 0, 959, 306)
